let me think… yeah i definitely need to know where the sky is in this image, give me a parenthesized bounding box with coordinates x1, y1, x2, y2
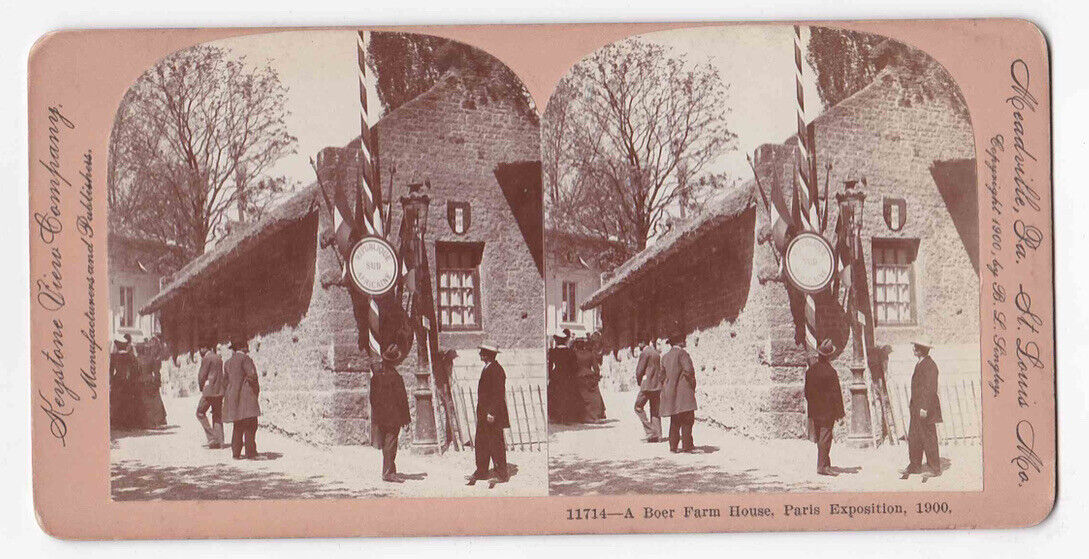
(207, 30, 381, 194)
(637, 24, 823, 183)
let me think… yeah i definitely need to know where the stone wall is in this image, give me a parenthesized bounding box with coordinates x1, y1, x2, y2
(298, 70, 543, 448)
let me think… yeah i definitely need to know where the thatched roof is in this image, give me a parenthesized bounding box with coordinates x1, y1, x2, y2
(140, 184, 321, 314)
(581, 184, 755, 310)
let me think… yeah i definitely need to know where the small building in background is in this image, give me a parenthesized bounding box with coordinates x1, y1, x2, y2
(106, 233, 187, 343)
(543, 229, 626, 341)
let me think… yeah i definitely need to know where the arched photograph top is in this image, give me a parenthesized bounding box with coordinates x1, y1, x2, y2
(542, 25, 981, 497)
(105, 30, 547, 501)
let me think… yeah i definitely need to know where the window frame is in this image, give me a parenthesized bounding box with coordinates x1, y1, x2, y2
(436, 242, 484, 332)
(560, 280, 579, 324)
(119, 285, 136, 329)
(871, 239, 919, 327)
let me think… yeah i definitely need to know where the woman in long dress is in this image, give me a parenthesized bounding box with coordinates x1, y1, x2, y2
(132, 336, 167, 428)
(574, 339, 606, 422)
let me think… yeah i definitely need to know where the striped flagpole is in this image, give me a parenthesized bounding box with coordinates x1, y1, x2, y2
(793, 25, 820, 229)
(793, 24, 819, 350)
(357, 30, 383, 357)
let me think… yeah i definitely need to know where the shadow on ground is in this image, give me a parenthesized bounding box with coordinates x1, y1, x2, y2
(549, 420, 620, 434)
(111, 460, 387, 500)
(548, 454, 825, 495)
(111, 425, 181, 440)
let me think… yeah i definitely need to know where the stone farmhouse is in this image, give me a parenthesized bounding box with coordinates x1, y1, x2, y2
(582, 61, 979, 440)
(141, 69, 544, 447)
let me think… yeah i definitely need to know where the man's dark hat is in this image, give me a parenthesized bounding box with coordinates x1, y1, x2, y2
(230, 338, 249, 352)
(817, 338, 836, 357)
(667, 333, 686, 345)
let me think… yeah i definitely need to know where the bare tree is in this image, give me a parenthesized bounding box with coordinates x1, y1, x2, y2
(108, 45, 297, 256)
(543, 38, 736, 252)
(542, 78, 580, 230)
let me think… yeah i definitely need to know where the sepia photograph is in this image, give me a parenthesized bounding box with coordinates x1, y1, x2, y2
(22, 11, 1060, 540)
(544, 25, 982, 495)
(106, 30, 548, 500)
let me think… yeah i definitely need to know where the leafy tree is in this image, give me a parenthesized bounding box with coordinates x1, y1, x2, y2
(366, 32, 535, 122)
(543, 37, 736, 252)
(108, 45, 297, 256)
(806, 27, 966, 117)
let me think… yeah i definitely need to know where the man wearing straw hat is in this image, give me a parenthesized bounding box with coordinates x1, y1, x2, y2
(901, 339, 943, 478)
(370, 343, 411, 482)
(804, 339, 845, 476)
(467, 343, 510, 486)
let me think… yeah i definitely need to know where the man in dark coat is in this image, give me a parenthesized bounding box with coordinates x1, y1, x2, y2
(633, 339, 663, 442)
(222, 339, 261, 460)
(369, 344, 411, 482)
(902, 340, 943, 478)
(467, 343, 510, 485)
(196, 342, 226, 448)
(660, 334, 697, 453)
(804, 339, 846, 476)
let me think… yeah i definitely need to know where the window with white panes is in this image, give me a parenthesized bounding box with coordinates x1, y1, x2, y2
(561, 281, 578, 323)
(119, 285, 136, 328)
(872, 240, 917, 326)
(436, 243, 482, 330)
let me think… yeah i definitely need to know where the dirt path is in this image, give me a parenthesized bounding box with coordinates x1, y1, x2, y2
(111, 395, 547, 500)
(548, 390, 982, 496)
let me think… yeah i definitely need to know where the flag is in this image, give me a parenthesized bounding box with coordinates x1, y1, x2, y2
(832, 212, 852, 311)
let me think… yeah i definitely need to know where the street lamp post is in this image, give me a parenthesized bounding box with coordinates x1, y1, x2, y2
(836, 179, 874, 448)
(401, 182, 439, 453)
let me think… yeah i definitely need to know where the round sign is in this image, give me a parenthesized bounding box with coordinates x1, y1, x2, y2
(348, 236, 399, 296)
(783, 232, 835, 294)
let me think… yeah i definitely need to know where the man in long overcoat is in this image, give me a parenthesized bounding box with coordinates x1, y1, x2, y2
(468, 343, 510, 485)
(902, 340, 943, 477)
(222, 339, 261, 460)
(633, 340, 663, 442)
(369, 344, 411, 482)
(659, 334, 697, 453)
(196, 342, 226, 448)
(804, 339, 845, 476)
